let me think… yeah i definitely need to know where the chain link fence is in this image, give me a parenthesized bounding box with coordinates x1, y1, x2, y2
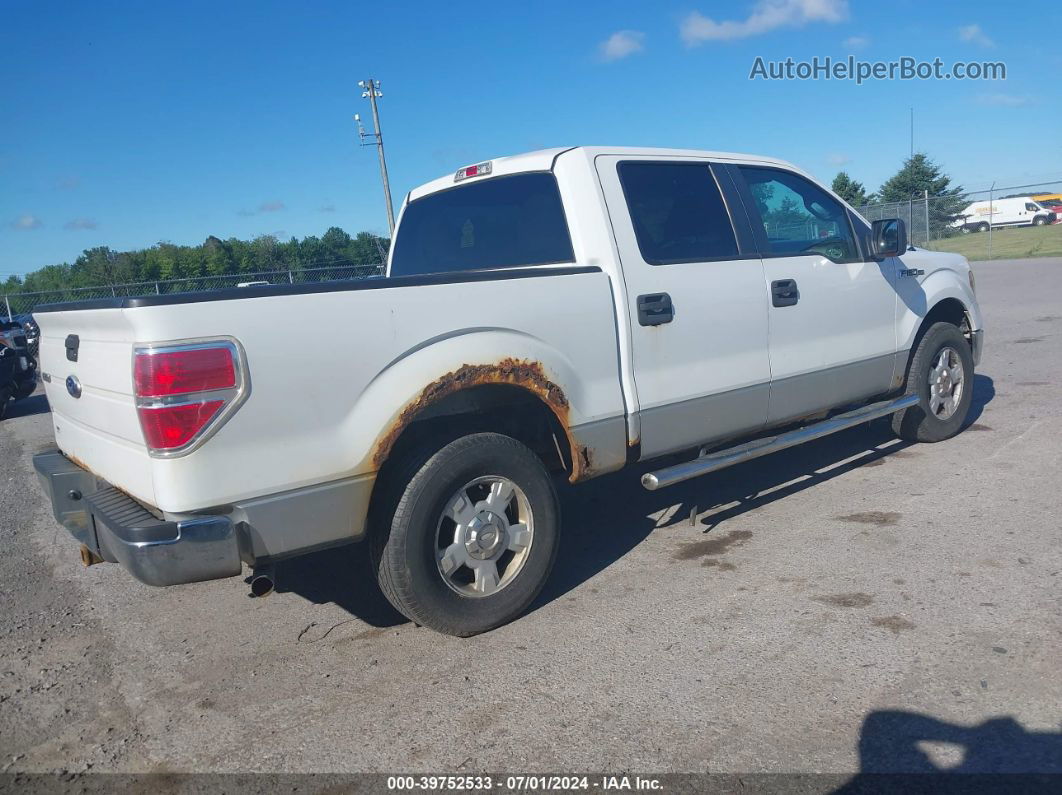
(856, 180, 1062, 259)
(5, 179, 1062, 319)
(3, 263, 385, 319)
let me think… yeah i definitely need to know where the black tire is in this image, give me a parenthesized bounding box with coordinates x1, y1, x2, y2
(0, 386, 11, 420)
(892, 322, 975, 443)
(14, 380, 35, 400)
(977, 222, 990, 233)
(372, 432, 560, 636)
(1033, 216, 1047, 227)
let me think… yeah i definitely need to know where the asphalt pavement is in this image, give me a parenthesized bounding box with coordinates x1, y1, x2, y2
(1, 257, 1059, 781)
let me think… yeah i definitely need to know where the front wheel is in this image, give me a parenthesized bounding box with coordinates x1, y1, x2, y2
(892, 322, 975, 442)
(1032, 216, 1047, 227)
(372, 432, 560, 636)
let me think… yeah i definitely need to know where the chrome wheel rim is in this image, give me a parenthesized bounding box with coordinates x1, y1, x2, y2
(435, 476, 533, 598)
(928, 346, 965, 420)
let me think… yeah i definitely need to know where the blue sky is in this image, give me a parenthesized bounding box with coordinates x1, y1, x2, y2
(2, 0, 1060, 278)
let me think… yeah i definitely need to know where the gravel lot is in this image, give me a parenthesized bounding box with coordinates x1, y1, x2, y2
(1, 257, 1060, 780)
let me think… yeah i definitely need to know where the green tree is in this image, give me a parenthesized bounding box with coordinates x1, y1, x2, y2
(203, 236, 233, 276)
(878, 153, 966, 235)
(831, 171, 868, 207)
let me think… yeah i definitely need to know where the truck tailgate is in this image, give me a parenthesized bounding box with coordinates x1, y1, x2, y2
(35, 308, 155, 506)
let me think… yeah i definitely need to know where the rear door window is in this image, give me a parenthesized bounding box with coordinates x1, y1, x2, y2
(390, 172, 574, 277)
(617, 162, 739, 264)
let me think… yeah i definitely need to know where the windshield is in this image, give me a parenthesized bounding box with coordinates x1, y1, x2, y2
(390, 172, 574, 277)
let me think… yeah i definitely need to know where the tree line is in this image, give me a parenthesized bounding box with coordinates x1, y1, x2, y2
(3, 227, 390, 297)
(830, 153, 966, 235)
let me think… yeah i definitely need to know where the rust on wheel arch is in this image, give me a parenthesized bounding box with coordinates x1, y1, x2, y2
(370, 358, 594, 483)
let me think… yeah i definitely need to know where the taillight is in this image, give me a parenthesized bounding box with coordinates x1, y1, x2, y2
(134, 347, 235, 397)
(133, 340, 246, 456)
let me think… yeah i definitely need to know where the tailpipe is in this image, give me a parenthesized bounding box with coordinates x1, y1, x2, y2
(79, 544, 104, 567)
(249, 568, 275, 599)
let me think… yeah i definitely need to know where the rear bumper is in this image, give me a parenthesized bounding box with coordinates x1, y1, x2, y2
(33, 450, 242, 586)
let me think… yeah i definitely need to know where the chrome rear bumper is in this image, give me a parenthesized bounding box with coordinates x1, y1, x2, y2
(33, 450, 241, 586)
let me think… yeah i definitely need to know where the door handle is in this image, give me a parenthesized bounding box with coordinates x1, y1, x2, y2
(771, 279, 799, 307)
(637, 293, 674, 326)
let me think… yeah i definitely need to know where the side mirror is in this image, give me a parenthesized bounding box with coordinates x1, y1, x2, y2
(870, 218, 908, 259)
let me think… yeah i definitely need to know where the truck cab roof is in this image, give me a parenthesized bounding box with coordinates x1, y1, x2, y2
(406, 146, 800, 203)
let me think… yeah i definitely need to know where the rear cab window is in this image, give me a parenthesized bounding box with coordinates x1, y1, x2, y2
(390, 172, 574, 277)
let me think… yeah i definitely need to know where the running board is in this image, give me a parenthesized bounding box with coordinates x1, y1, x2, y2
(640, 394, 919, 491)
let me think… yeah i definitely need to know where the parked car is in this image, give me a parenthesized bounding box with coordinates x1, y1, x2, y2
(0, 317, 39, 414)
(1032, 197, 1062, 222)
(951, 196, 1055, 232)
(8, 313, 40, 356)
(31, 147, 983, 636)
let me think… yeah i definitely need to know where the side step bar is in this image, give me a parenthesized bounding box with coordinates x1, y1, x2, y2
(641, 394, 919, 491)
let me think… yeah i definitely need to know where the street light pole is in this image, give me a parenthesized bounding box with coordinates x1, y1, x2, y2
(357, 79, 396, 235)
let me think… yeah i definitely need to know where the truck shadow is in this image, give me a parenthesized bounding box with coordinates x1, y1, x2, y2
(273, 542, 407, 627)
(274, 375, 994, 628)
(533, 373, 995, 612)
(835, 708, 1062, 788)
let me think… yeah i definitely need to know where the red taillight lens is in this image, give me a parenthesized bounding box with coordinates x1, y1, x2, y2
(134, 347, 235, 397)
(133, 342, 243, 454)
(137, 401, 225, 450)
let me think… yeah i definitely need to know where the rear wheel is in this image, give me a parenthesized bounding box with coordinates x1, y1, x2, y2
(372, 432, 560, 636)
(976, 222, 990, 233)
(892, 322, 974, 443)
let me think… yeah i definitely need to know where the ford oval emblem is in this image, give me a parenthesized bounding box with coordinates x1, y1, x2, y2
(65, 375, 82, 399)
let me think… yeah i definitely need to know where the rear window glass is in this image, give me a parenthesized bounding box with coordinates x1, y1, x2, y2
(390, 173, 574, 277)
(618, 162, 739, 264)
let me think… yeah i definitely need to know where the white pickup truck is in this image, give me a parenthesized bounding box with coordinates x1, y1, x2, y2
(32, 147, 983, 636)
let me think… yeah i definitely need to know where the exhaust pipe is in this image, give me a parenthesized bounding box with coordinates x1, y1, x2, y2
(249, 569, 275, 598)
(79, 544, 104, 567)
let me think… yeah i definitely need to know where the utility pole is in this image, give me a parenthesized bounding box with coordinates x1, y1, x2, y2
(987, 181, 995, 260)
(356, 79, 396, 235)
(909, 107, 914, 160)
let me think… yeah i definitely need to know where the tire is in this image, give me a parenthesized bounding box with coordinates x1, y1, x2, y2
(372, 432, 560, 636)
(1033, 216, 1047, 227)
(977, 222, 990, 233)
(0, 386, 11, 420)
(892, 322, 975, 443)
(14, 380, 35, 400)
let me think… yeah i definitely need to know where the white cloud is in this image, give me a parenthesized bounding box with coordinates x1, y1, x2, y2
(681, 0, 848, 45)
(977, 93, 1031, 107)
(64, 217, 98, 230)
(258, 200, 286, 212)
(842, 35, 869, 50)
(599, 30, 645, 62)
(827, 152, 851, 166)
(958, 24, 995, 48)
(11, 214, 42, 230)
